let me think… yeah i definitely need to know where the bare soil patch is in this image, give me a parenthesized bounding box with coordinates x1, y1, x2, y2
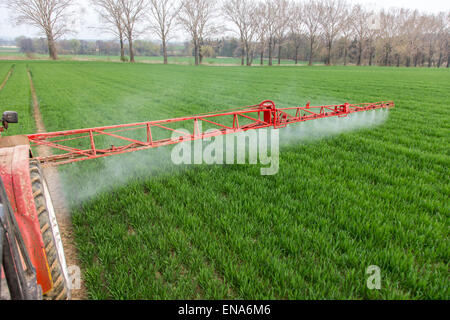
(0, 66, 13, 91)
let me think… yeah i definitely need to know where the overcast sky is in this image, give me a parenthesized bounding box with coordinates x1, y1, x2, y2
(0, 0, 449, 41)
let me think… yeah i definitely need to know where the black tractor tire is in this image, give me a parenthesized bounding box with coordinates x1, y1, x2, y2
(29, 159, 71, 300)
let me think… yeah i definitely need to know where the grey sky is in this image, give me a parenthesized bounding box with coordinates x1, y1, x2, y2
(0, 0, 449, 41)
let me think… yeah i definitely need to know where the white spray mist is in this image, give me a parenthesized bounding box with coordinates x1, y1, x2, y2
(280, 108, 389, 145)
(59, 108, 389, 208)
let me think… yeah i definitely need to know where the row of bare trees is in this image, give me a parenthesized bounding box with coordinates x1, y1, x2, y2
(3, 0, 218, 64)
(3, 0, 168, 62)
(220, 0, 449, 67)
(3, 0, 449, 67)
(4, 0, 74, 60)
(91, 0, 148, 62)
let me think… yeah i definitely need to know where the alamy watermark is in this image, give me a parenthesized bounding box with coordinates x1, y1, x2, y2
(170, 123, 280, 175)
(367, 13, 381, 31)
(68, 265, 81, 291)
(366, 265, 381, 290)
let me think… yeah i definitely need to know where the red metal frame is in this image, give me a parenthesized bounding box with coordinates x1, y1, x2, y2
(0, 145, 53, 293)
(27, 100, 394, 167)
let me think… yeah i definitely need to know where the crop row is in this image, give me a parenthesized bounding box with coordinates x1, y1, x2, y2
(0, 62, 35, 135)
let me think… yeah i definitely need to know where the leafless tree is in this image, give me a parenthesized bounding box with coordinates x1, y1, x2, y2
(223, 0, 244, 66)
(349, 4, 371, 66)
(379, 8, 399, 66)
(421, 13, 443, 68)
(254, 1, 268, 65)
(289, 2, 306, 65)
(148, 0, 182, 64)
(91, 0, 126, 61)
(339, 6, 353, 66)
(120, 0, 148, 63)
(302, 0, 323, 66)
(319, 0, 346, 65)
(435, 12, 449, 68)
(178, 0, 218, 66)
(398, 9, 425, 67)
(273, 0, 292, 65)
(394, 8, 412, 66)
(264, 0, 278, 66)
(416, 14, 431, 67)
(223, 0, 257, 66)
(5, 0, 73, 60)
(365, 12, 379, 66)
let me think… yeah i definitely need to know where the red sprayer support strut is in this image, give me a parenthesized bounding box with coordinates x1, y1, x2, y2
(27, 100, 394, 167)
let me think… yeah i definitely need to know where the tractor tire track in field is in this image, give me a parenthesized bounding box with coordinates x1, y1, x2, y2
(0, 65, 14, 91)
(27, 69, 87, 300)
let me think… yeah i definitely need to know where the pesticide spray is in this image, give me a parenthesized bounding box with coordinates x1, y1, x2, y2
(280, 108, 389, 145)
(59, 108, 389, 208)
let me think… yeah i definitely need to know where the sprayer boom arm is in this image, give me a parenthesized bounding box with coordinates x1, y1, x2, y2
(27, 100, 394, 167)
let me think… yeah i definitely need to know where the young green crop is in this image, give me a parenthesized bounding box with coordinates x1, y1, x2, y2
(0, 63, 35, 135)
(1, 60, 449, 299)
(0, 63, 11, 82)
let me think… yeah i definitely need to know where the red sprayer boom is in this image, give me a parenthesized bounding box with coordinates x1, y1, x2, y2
(27, 100, 394, 167)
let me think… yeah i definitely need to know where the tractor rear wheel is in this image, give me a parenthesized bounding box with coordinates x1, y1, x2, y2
(29, 160, 71, 300)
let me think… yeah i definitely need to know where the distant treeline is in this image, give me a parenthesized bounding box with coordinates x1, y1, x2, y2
(13, 36, 255, 60)
(14, 37, 180, 58)
(16, 34, 446, 68)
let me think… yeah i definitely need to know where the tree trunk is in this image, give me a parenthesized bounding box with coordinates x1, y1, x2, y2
(268, 38, 273, 66)
(162, 37, 168, 65)
(119, 35, 125, 62)
(357, 41, 362, 66)
(396, 55, 400, 67)
(295, 45, 299, 64)
(447, 53, 449, 68)
(278, 43, 281, 65)
(406, 56, 410, 67)
(246, 43, 251, 66)
(344, 46, 348, 66)
(199, 42, 203, 64)
(326, 40, 332, 65)
(437, 52, 442, 68)
(47, 33, 58, 60)
(427, 44, 433, 68)
(241, 38, 245, 66)
(194, 40, 199, 66)
(260, 49, 264, 65)
(384, 44, 390, 66)
(128, 32, 135, 63)
(309, 38, 314, 66)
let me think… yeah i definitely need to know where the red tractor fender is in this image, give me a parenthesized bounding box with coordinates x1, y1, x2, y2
(0, 141, 52, 293)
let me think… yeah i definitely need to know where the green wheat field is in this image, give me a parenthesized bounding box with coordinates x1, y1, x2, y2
(0, 60, 448, 299)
